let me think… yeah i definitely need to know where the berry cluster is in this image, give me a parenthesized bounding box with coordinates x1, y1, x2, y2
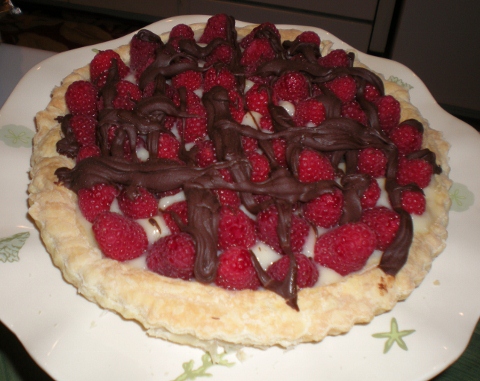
(57, 14, 442, 308)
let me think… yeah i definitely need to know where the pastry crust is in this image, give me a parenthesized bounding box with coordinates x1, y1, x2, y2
(28, 24, 452, 350)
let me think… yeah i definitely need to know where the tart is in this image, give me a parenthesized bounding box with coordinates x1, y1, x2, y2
(28, 14, 451, 351)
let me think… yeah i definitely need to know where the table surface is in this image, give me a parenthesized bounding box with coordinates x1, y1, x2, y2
(0, 43, 478, 381)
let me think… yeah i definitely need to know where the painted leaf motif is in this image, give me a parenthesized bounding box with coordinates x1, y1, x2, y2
(0, 232, 30, 263)
(0, 125, 34, 148)
(449, 182, 474, 212)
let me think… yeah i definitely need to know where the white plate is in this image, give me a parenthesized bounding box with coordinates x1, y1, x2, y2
(0, 15, 479, 381)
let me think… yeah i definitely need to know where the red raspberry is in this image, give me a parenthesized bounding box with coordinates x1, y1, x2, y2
(76, 144, 101, 162)
(389, 121, 423, 155)
(267, 253, 319, 289)
(318, 49, 350, 68)
(247, 152, 271, 182)
(92, 211, 148, 261)
(194, 140, 217, 167)
(272, 138, 287, 167)
(199, 13, 230, 43)
(215, 247, 261, 290)
(90, 49, 129, 88)
(163, 200, 188, 233)
(294, 98, 326, 126)
(172, 70, 203, 91)
(217, 206, 256, 250)
(364, 82, 381, 103)
(325, 75, 357, 103)
(146, 232, 196, 280)
(401, 190, 426, 215)
(242, 136, 258, 153)
(357, 147, 387, 178)
(297, 149, 335, 183)
(169, 23, 195, 40)
(396, 157, 433, 189)
(215, 189, 241, 208)
(240, 38, 276, 73)
(157, 133, 180, 159)
(65, 80, 98, 118)
(228, 89, 245, 123)
(360, 177, 381, 209)
(260, 114, 274, 131)
(341, 100, 368, 126)
(314, 222, 376, 275)
(117, 187, 158, 219)
(69, 114, 96, 147)
(203, 66, 236, 92)
(205, 44, 234, 66)
(304, 189, 344, 228)
(256, 205, 310, 254)
(245, 84, 270, 115)
(183, 102, 207, 143)
(78, 183, 119, 222)
(273, 72, 309, 103)
(375, 95, 401, 133)
(240, 22, 280, 50)
(360, 206, 400, 250)
(130, 29, 162, 75)
(295, 31, 321, 46)
(111, 80, 142, 111)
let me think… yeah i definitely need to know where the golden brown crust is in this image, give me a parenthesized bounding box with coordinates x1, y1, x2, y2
(28, 25, 452, 350)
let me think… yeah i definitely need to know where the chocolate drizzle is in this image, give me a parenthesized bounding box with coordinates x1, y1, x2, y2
(54, 18, 443, 309)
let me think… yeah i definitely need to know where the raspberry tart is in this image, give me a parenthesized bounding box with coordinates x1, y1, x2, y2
(28, 14, 451, 350)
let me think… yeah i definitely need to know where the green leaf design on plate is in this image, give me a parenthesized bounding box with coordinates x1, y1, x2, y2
(372, 317, 415, 353)
(0, 232, 30, 263)
(0, 125, 34, 148)
(449, 182, 475, 212)
(387, 75, 413, 90)
(173, 352, 235, 381)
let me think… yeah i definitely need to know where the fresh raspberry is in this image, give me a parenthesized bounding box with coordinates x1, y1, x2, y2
(360, 206, 400, 250)
(90, 49, 129, 88)
(267, 253, 319, 289)
(314, 222, 376, 275)
(171, 88, 202, 108)
(260, 114, 274, 131)
(111, 80, 142, 110)
(272, 138, 287, 167)
(304, 189, 344, 228)
(146, 232, 196, 280)
(117, 187, 158, 219)
(247, 152, 271, 182)
(69, 114, 96, 146)
(245, 84, 270, 115)
(240, 38, 276, 73)
(294, 98, 326, 127)
(318, 49, 350, 68)
(240, 22, 280, 50)
(375, 95, 401, 132)
(401, 190, 426, 215)
(273, 72, 309, 103)
(130, 29, 162, 75)
(295, 31, 321, 46)
(341, 100, 368, 126)
(65, 80, 98, 118)
(92, 211, 148, 261)
(297, 149, 335, 183)
(199, 13, 230, 43)
(172, 70, 203, 91)
(364, 82, 381, 102)
(256, 205, 310, 254)
(227, 89, 245, 123)
(396, 157, 433, 189)
(157, 133, 180, 159)
(217, 206, 256, 250)
(183, 102, 207, 143)
(203, 66, 236, 92)
(76, 144, 101, 162)
(78, 183, 119, 222)
(242, 136, 258, 153)
(169, 23, 195, 40)
(389, 121, 423, 155)
(194, 140, 217, 167)
(357, 147, 387, 178)
(215, 247, 261, 290)
(325, 75, 357, 103)
(360, 177, 381, 209)
(163, 200, 188, 233)
(205, 44, 234, 66)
